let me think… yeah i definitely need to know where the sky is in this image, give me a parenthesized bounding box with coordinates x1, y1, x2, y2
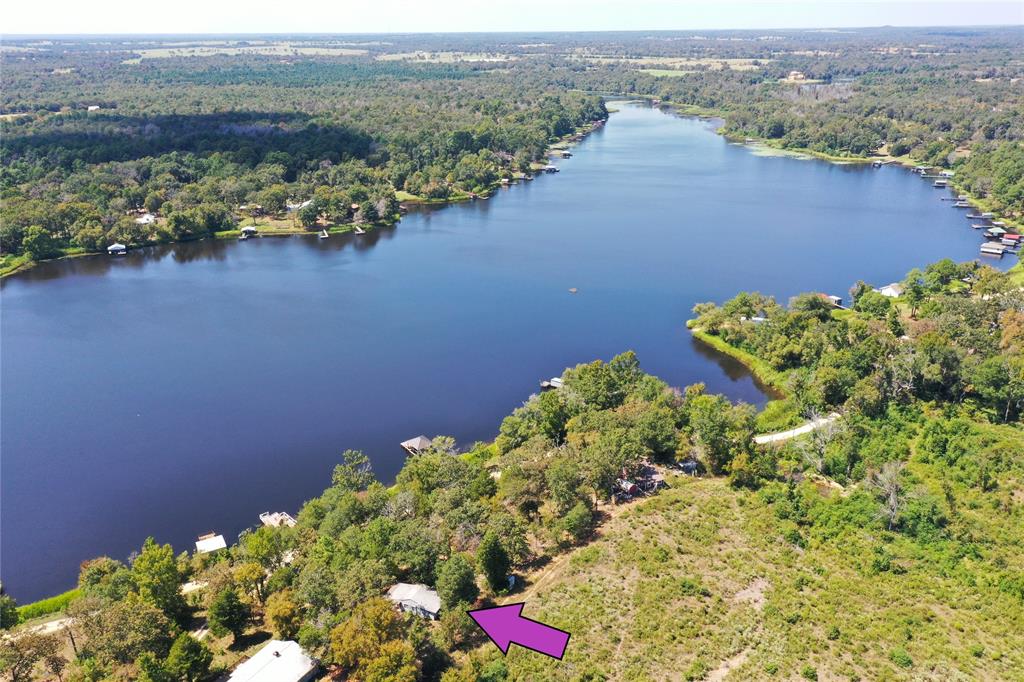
(2, 0, 1021, 35)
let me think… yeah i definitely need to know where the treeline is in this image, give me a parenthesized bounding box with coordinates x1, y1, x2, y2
(1, 50, 606, 260)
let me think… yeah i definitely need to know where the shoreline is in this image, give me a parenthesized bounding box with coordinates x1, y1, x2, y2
(1, 117, 606, 281)
(688, 323, 789, 396)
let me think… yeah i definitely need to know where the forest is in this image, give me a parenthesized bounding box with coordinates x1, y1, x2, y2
(2, 27, 1023, 273)
(2, 258, 1022, 680)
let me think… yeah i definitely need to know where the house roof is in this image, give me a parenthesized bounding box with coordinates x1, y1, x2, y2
(387, 583, 441, 615)
(107, 243, 126, 250)
(228, 640, 316, 682)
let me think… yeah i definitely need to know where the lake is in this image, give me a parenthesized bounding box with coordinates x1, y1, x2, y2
(1, 103, 1010, 601)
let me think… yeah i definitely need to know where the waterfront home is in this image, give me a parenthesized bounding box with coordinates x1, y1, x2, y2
(285, 199, 312, 212)
(259, 511, 297, 528)
(386, 583, 441, 619)
(107, 243, 127, 255)
(227, 640, 317, 682)
(401, 435, 433, 455)
(875, 283, 904, 298)
(195, 532, 227, 554)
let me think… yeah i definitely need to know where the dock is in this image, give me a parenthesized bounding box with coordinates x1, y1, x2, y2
(980, 243, 1006, 257)
(353, 226, 366, 235)
(259, 511, 297, 528)
(318, 229, 329, 239)
(540, 377, 564, 390)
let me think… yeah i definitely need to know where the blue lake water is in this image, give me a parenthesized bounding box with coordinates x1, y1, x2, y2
(1, 103, 1011, 600)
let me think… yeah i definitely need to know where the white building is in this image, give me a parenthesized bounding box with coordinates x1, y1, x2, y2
(228, 640, 317, 682)
(387, 583, 441, 620)
(195, 533, 227, 554)
(135, 213, 156, 225)
(875, 283, 904, 298)
(107, 243, 127, 255)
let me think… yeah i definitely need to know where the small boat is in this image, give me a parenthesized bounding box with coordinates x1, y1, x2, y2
(971, 224, 987, 229)
(958, 195, 969, 200)
(568, 287, 578, 294)
(933, 180, 948, 187)
(318, 229, 329, 239)
(966, 214, 982, 219)
(953, 202, 970, 208)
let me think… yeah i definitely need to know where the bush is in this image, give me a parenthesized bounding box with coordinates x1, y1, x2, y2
(15, 588, 81, 623)
(890, 648, 913, 668)
(801, 664, 818, 680)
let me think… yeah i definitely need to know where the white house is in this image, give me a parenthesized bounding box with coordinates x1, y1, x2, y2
(387, 583, 441, 620)
(227, 640, 317, 682)
(875, 283, 904, 298)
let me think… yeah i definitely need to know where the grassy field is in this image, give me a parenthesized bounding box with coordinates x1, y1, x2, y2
(493, 474, 1024, 681)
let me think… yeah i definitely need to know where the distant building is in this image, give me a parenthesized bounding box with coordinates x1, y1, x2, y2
(87, 105, 100, 111)
(286, 200, 312, 212)
(387, 583, 441, 620)
(227, 640, 317, 682)
(874, 283, 904, 298)
(135, 213, 156, 225)
(107, 243, 127, 255)
(787, 70, 806, 80)
(195, 533, 227, 554)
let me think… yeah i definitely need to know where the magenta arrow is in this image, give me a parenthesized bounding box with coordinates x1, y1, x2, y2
(467, 603, 570, 659)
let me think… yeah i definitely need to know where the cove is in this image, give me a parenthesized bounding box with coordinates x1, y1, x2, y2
(0, 103, 1010, 601)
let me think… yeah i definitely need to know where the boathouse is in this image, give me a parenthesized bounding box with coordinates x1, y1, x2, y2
(387, 583, 441, 620)
(227, 640, 317, 682)
(107, 243, 127, 255)
(240, 226, 258, 237)
(195, 532, 227, 554)
(540, 377, 564, 390)
(401, 435, 433, 455)
(980, 243, 1006, 257)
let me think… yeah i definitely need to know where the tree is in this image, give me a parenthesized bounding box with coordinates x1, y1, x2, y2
(0, 632, 63, 682)
(265, 588, 301, 640)
(0, 592, 18, 630)
(234, 561, 268, 605)
(330, 598, 413, 678)
(21, 225, 62, 260)
(561, 501, 593, 543)
(73, 593, 174, 665)
(869, 461, 906, 530)
(477, 531, 510, 593)
(332, 449, 375, 492)
(436, 554, 479, 609)
(132, 537, 187, 623)
(165, 633, 213, 682)
(207, 588, 250, 641)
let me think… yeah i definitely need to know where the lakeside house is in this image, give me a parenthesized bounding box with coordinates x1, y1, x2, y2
(401, 435, 433, 455)
(107, 243, 127, 255)
(260, 511, 297, 528)
(875, 283, 904, 298)
(285, 200, 312, 212)
(227, 640, 317, 682)
(195, 532, 227, 554)
(386, 583, 441, 619)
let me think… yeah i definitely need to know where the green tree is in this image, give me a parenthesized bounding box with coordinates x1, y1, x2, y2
(165, 632, 213, 682)
(561, 501, 593, 543)
(436, 554, 479, 609)
(330, 598, 413, 679)
(21, 225, 62, 260)
(207, 588, 250, 641)
(265, 589, 302, 640)
(0, 592, 18, 629)
(133, 537, 187, 623)
(477, 531, 510, 592)
(332, 449, 375, 492)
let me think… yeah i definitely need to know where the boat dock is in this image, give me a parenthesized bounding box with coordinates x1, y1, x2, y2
(540, 377, 564, 390)
(401, 435, 433, 455)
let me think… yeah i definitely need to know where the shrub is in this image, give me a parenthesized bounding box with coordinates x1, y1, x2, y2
(15, 589, 81, 623)
(890, 648, 913, 668)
